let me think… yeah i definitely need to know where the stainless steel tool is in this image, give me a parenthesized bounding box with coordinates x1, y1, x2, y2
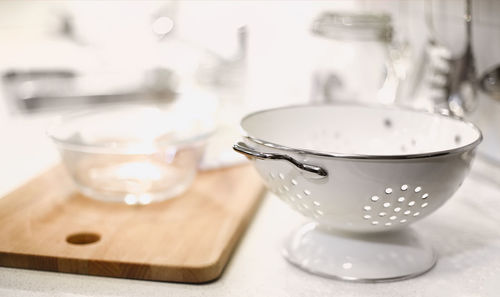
(480, 65, 500, 101)
(447, 0, 477, 117)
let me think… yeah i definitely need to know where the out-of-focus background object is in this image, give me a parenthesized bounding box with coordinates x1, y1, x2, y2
(398, 0, 453, 114)
(1, 1, 183, 113)
(0, 0, 499, 113)
(310, 12, 406, 105)
(473, 65, 500, 163)
(480, 65, 500, 99)
(447, 0, 477, 117)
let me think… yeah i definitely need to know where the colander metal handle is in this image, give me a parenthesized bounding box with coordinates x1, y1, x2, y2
(233, 142, 328, 178)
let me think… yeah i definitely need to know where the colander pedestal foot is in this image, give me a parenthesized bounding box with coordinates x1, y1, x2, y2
(283, 222, 436, 282)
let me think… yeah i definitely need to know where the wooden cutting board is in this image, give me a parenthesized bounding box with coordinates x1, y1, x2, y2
(0, 164, 264, 283)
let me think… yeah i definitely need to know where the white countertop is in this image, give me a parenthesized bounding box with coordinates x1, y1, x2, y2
(1, 112, 500, 297)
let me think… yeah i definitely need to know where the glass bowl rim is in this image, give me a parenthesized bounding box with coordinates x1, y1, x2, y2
(47, 104, 215, 155)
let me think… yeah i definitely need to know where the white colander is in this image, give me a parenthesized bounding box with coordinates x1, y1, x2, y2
(234, 104, 482, 282)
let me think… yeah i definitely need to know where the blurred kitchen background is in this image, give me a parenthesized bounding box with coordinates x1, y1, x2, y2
(1, 0, 500, 193)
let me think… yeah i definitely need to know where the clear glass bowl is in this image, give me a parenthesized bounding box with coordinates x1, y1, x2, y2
(48, 104, 213, 204)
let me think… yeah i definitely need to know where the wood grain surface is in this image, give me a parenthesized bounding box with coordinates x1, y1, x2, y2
(0, 164, 264, 283)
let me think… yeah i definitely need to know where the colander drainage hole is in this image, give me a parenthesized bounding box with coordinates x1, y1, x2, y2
(304, 189, 311, 196)
(378, 212, 387, 217)
(278, 173, 285, 180)
(385, 188, 393, 194)
(291, 179, 298, 186)
(422, 193, 429, 199)
(414, 186, 422, 193)
(371, 196, 380, 202)
(363, 205, 372, 211)
(408, 201, 416, 206)
(383, 202, 391, 208)
(421, 202, 429, 208)
(398, 197, 405, 202)
(401, 184, 408, 191)
(66, 232, 100, 245)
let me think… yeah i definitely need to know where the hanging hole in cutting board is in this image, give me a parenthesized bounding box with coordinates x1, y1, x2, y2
(66, 232, 101, 245)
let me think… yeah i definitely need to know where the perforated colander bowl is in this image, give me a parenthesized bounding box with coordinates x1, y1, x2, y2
(234, 104, 481, 282)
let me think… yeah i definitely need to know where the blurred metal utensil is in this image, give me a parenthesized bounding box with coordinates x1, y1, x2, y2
(447, 0, 477, 117)
(2, 69, 178, 113)
(400, 0, 453, 114)
(480, 65, 500, 101)
(472, 65, 500, 164)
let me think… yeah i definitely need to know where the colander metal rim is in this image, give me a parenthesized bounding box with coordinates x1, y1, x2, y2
(241, 103, 483, 160)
